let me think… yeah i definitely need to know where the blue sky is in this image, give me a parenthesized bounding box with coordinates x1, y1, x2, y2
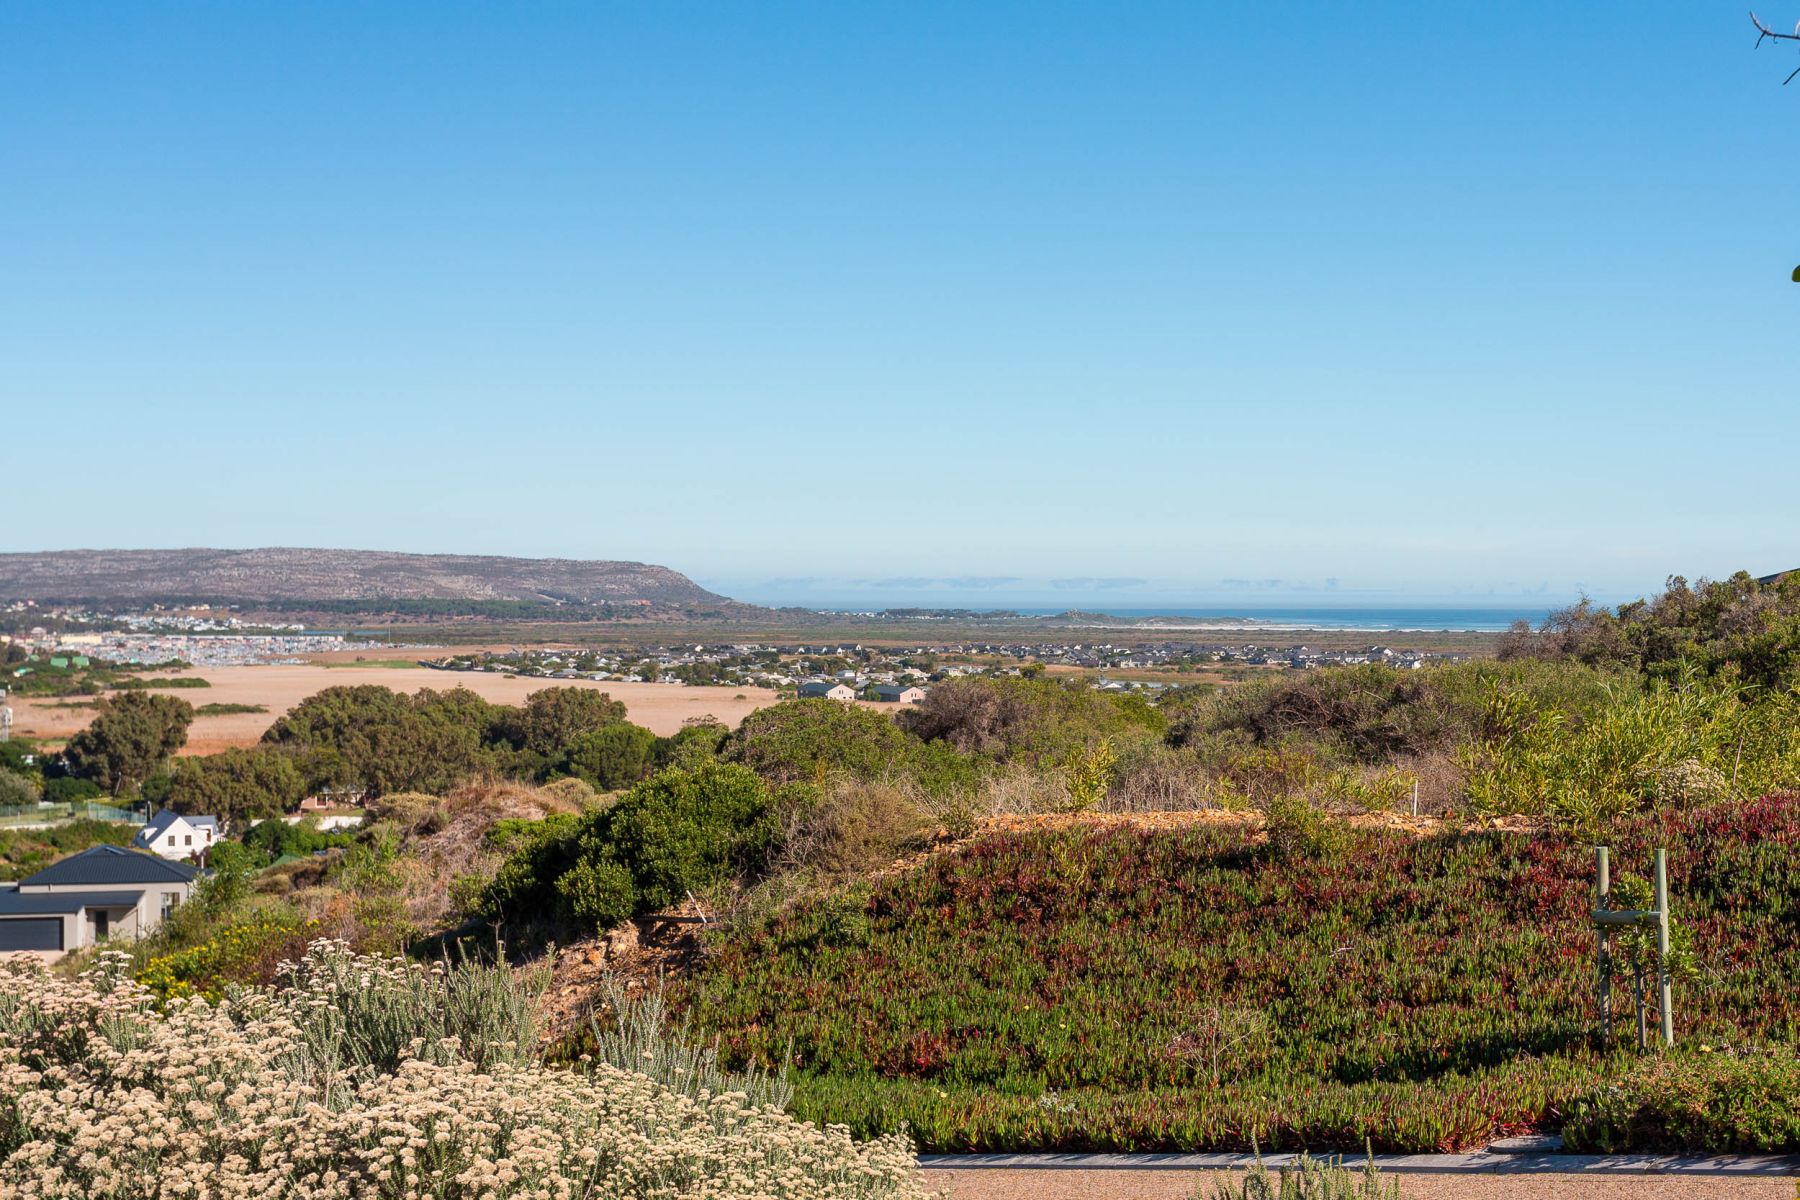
(3, 3, 1795, 609)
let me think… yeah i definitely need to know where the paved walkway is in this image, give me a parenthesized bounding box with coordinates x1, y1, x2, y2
(920, 1151, 1800, 1200)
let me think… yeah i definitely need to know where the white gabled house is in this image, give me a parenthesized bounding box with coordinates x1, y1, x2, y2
(135, 810, 219, 861)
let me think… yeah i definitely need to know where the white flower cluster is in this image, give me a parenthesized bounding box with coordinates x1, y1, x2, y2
(0, 946, 926, 1200)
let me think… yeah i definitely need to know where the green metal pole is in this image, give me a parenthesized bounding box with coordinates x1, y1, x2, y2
(1655, 848, 1673, 1048)
(1634, 957, 1647, 1051)
(1596, 846, 1612, 1045)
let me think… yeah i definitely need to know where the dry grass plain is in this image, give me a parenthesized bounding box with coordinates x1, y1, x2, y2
(9, 665, 781, 752)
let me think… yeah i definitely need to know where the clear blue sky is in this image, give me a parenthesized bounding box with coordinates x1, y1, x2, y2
(4, 3, 1795, 609)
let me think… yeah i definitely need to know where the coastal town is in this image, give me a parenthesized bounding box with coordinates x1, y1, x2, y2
(425, 637, 1457, 696)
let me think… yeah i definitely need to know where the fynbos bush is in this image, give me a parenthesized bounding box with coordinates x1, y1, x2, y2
(0, 943, 926, 1200)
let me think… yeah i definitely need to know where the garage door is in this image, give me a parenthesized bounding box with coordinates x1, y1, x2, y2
(0, 918, 63, 952)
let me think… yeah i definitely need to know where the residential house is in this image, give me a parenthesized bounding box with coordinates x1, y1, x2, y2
(797, 680, 856, 701)
(0, 845, 198, 957)
(873, 685, 927, 704)
(298, 787, 368, 814)
(135, 810, 218, 861)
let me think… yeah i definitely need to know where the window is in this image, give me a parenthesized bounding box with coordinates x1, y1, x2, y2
(161, 892, 179, 920)
(184, 835, 192, 846)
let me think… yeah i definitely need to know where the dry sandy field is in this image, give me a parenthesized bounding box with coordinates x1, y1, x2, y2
(9, 665, 782, 753)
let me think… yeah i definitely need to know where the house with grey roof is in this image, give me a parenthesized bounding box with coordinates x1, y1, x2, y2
(0, 845, 198, 958)
(873, 684, 927, 704)
(134, 809, 219, 861)
(797, 680, 856, 701)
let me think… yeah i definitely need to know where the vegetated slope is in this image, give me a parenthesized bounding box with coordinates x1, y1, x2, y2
(0, 547, 739, 610)
(678, 795, 1800, 1154)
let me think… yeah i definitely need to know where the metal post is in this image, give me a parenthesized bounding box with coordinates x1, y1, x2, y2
(1411, 780, 1419, 817)
(1655, 848, 1673, 1048)
(1634, 959, 1648, 1050)
(1595, 846, 1612, 1045)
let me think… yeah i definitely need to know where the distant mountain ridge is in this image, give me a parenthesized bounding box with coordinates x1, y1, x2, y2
(0, 548, 734, 609)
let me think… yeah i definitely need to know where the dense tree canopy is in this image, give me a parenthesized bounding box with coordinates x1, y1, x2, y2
(166, 747, 308, 827)
(62, 691, 194, 795)
(508, 687, 629, 757)
(565, 722, 657, 791)
(723, 699, 915, 784)
(261, 685, 494, 795)
(898, 676, 1164, 765)
(1499, 572, 1800, 690)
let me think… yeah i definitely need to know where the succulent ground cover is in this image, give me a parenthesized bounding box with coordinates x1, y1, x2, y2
(678, 794, 1800, 1153)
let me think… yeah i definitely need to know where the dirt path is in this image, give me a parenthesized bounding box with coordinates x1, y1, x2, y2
(924, 1167, 1795, 1199)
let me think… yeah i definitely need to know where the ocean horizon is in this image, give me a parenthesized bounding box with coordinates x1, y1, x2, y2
(793, 603, 1559, 633)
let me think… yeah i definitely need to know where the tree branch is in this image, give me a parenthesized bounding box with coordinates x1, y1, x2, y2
(1751, 11, 1800, 43)
(1751, 12, 1800, 82)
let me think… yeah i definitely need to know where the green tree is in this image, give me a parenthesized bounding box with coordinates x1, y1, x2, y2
(565, 722, 657, 790)
(654, 719, 728, 771)
(165, 747, 308, 827)
(509, 687, 629, 757)
(724, 699, 914, 784)
(0, 770, 38, 808)
(261, 685, 492, 795)
(62, 691, 194, 795)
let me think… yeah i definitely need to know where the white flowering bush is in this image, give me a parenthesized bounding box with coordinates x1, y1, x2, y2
(0, 943, 925, 1200)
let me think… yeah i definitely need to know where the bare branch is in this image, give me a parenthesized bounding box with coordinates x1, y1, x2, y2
(1751, 10, 1800, 45)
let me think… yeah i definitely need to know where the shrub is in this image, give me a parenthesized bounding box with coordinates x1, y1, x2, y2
(0, 946, 927, 1199)
(1262, 794, 1345, 859)
(900, 676, 1160, 766)
(726, 699, 916, 784)
(136, 909, 316, 1002)
(557, 858, 638, 926)
(41, 775, 103, 805)
(565, 721, 657, 790)
(588, 974, 793, 1110)
(1062, 739, 1116, 812)
(655, 718, 730, 770)
(779, 777, 933, 876)
(478, 762, 776, 929)
(0, 770, 36, 807)
(1459, 671, 1800, 836)
(604, 762, 776, 911)
(1206, 1147, 1397, 1200)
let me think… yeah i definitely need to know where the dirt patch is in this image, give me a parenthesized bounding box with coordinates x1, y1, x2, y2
(537, 899, 713, 1047)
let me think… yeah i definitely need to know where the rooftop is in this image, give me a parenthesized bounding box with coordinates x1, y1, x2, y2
(21, 845, 199, 888)
(0, 886, 146, 915)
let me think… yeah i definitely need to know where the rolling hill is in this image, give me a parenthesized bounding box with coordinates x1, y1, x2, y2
(0, 548, 741, 613)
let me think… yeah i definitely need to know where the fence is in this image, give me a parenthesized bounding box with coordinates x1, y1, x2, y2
(0, 801, 147, 829)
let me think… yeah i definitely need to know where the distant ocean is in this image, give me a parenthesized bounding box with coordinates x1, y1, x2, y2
(1020, 606, 1552, 633)
(805, 604, 1556, 633)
